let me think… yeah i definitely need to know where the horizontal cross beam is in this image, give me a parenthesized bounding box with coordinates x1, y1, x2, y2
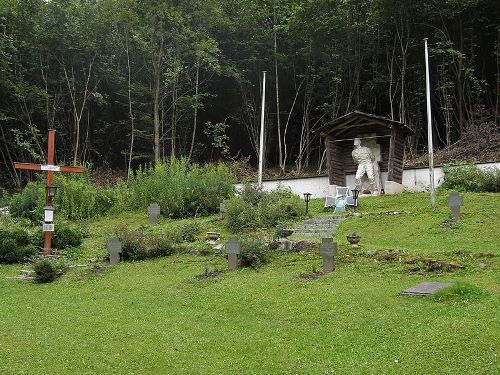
(14, 163, 85, 173)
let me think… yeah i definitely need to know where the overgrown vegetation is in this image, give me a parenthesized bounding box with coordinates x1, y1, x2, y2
(32, 259, 62, 283)
(0, 220, 37, 264)
(225, 185, 303, 232)
(128, 159, 234, 218)
(442, 162, 500, 192)
(114, 226, 176, 261)
(239, 238, 269, 270)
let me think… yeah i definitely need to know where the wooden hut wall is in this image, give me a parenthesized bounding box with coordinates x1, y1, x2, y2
(326, 133, 392, 186)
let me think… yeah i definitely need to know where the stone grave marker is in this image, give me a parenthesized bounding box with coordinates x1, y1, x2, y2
(225, 238, 241, 271)
(107, 238, 122, 265)
(147, 203, 161, 225)
(401, 281, 453, 296)
(447, 192, 464, 220)
(319, 238, 337, 273)
(219, 200, 228, 219)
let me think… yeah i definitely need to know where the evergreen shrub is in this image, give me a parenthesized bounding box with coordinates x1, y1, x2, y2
(129, 158, 235, 218)
(33, 259, 60, 283)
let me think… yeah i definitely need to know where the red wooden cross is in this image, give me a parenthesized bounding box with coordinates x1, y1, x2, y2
(14, 129, 85, 256)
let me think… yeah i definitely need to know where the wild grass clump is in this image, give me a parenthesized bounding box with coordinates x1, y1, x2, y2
(432, 282, 487, 303)
(114, 226, 175, 261)
(129, 158, 235, 218)
(225, 185, 303, 232)
(10, 175, 118, 221)
(442, 162, 500, 192)
(0, 220, 37, 264)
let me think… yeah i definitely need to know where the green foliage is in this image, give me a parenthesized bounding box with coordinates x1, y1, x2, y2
(225, 186, 303, 232)
(129, 158, 235, 218)
(239, 238, 269, 270)
(32, 222, 84, 250)
(9, 182, 44, 221)
(33, 259, 59, 283)
(53, 176, 118, 220)
(0, 221, 36, 264)
(442, 163, 500, 192)
(0, 187, 10, 206)
(115, 227, 175, 261)
(204, 121, 230, 158)
(175, 221, 202, 242)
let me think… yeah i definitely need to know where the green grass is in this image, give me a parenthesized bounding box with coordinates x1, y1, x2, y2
(0, 191, 499, 374)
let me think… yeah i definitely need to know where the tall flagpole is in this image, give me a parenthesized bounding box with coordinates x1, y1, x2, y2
(424, 38, 436, 207)
(258, 71, 267, 187)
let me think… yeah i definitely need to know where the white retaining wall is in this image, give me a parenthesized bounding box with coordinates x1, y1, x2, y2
(235, 162, 500, 198)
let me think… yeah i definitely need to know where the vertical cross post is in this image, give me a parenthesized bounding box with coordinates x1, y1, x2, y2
(14, 129, 85, 256)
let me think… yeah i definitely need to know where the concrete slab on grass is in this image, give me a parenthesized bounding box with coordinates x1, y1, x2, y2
(401, 282, 453, 296)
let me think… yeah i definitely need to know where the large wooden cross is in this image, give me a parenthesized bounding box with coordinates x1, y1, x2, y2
(14, 129, 85, 255)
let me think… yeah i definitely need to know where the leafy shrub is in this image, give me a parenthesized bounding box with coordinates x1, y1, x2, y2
(0, 222, 37, 263)
(225, 197, 259, 231)
(9, 182, 44, 221)
(32, 222, 84, 250)
(442, 162, 500, 192)
(260, 188, 303, 227)
(239, 238, 268, 270)
(177, 221, 202, 242)
(225, 186, 303, 232)
(0, 187, 10, 207)
(129, 158, 235, 218)
(115, 227, 175, 261)
(33, 259, 59, 283)
(53, 176, 118, 220)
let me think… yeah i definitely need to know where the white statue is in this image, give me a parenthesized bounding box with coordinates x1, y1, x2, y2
(352, 138, 379, 192)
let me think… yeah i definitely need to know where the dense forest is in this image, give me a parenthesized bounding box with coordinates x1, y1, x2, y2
(1, 0, 499, 188)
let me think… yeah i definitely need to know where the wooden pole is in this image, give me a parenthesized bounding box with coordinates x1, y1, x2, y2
(43, 129, 56, 255)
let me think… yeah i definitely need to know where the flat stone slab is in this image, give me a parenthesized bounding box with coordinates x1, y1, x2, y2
(401, 282, 453, 296)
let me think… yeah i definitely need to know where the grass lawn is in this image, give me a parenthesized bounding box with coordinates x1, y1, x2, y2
(0, 191, 499, 374)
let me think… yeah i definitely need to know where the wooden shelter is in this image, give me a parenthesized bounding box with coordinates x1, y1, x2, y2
(318, 111, 414, 186)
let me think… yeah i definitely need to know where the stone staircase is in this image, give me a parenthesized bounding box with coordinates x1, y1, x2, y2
(290, 215, 344, 238)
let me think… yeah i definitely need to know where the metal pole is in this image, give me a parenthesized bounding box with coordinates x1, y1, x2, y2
(424, 38, 436, 207)
(258, 71, 267, 187)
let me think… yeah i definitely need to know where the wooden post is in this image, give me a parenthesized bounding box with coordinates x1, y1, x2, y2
(14, 129, 85, 256)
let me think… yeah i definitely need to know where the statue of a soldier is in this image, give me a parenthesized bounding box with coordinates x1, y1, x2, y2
(352, 138, 379, 192)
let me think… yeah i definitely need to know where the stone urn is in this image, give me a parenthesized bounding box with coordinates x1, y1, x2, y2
(206, 232, 220, 241)
(346, 233, 361, 247)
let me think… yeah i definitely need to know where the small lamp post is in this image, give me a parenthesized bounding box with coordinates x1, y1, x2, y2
(303, 192, 312, 214)
(46, 183, 58, 202)
(351, 189, 360, 212)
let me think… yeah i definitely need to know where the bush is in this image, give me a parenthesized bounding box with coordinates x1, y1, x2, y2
(225, 197, 259, 231)
(33, 259, 58, 283)
(32, 222, 84, 250)
(129, 158, 235, 218)
(115, 227, 175, 261)
(0, 222, 37, 264)
(9, 182, 44, 221)
(225, 186, 304, 232)
(442, 162, 500, 192)
(176, 221, 202, 242)
(0, 187, 10, 207)
(239, 238, 268, 269)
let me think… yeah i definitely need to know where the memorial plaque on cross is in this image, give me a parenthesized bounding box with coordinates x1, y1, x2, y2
(447, 192, 464, 220)
(319, 238, 337, 273)
(14, 129, 85, 255)
(107, 238, 122, 265)
(147, 203, 161, 225)
(225, 238, 241, 270)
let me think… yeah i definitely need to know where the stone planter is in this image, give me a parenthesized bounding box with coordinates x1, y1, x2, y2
(346, 234, 361, 247)
(206, 232, 220, 241)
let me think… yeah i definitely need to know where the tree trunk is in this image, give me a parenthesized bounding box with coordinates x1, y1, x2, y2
(188, 62, 200, 161)
(126, 37, 135, 181)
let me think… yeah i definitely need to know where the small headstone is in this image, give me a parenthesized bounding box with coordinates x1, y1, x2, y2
(319, 238, 337, 273)
(107, 238, 122, 265)
(447, 192, 464, 220)
(225, 238, 241, 270)
(213, 244, 223, 254)
(219, 200, 228, 219)
(278, 238, 293, 251)
(147, 203, 161, 225)
(401, 281, 453, 296)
